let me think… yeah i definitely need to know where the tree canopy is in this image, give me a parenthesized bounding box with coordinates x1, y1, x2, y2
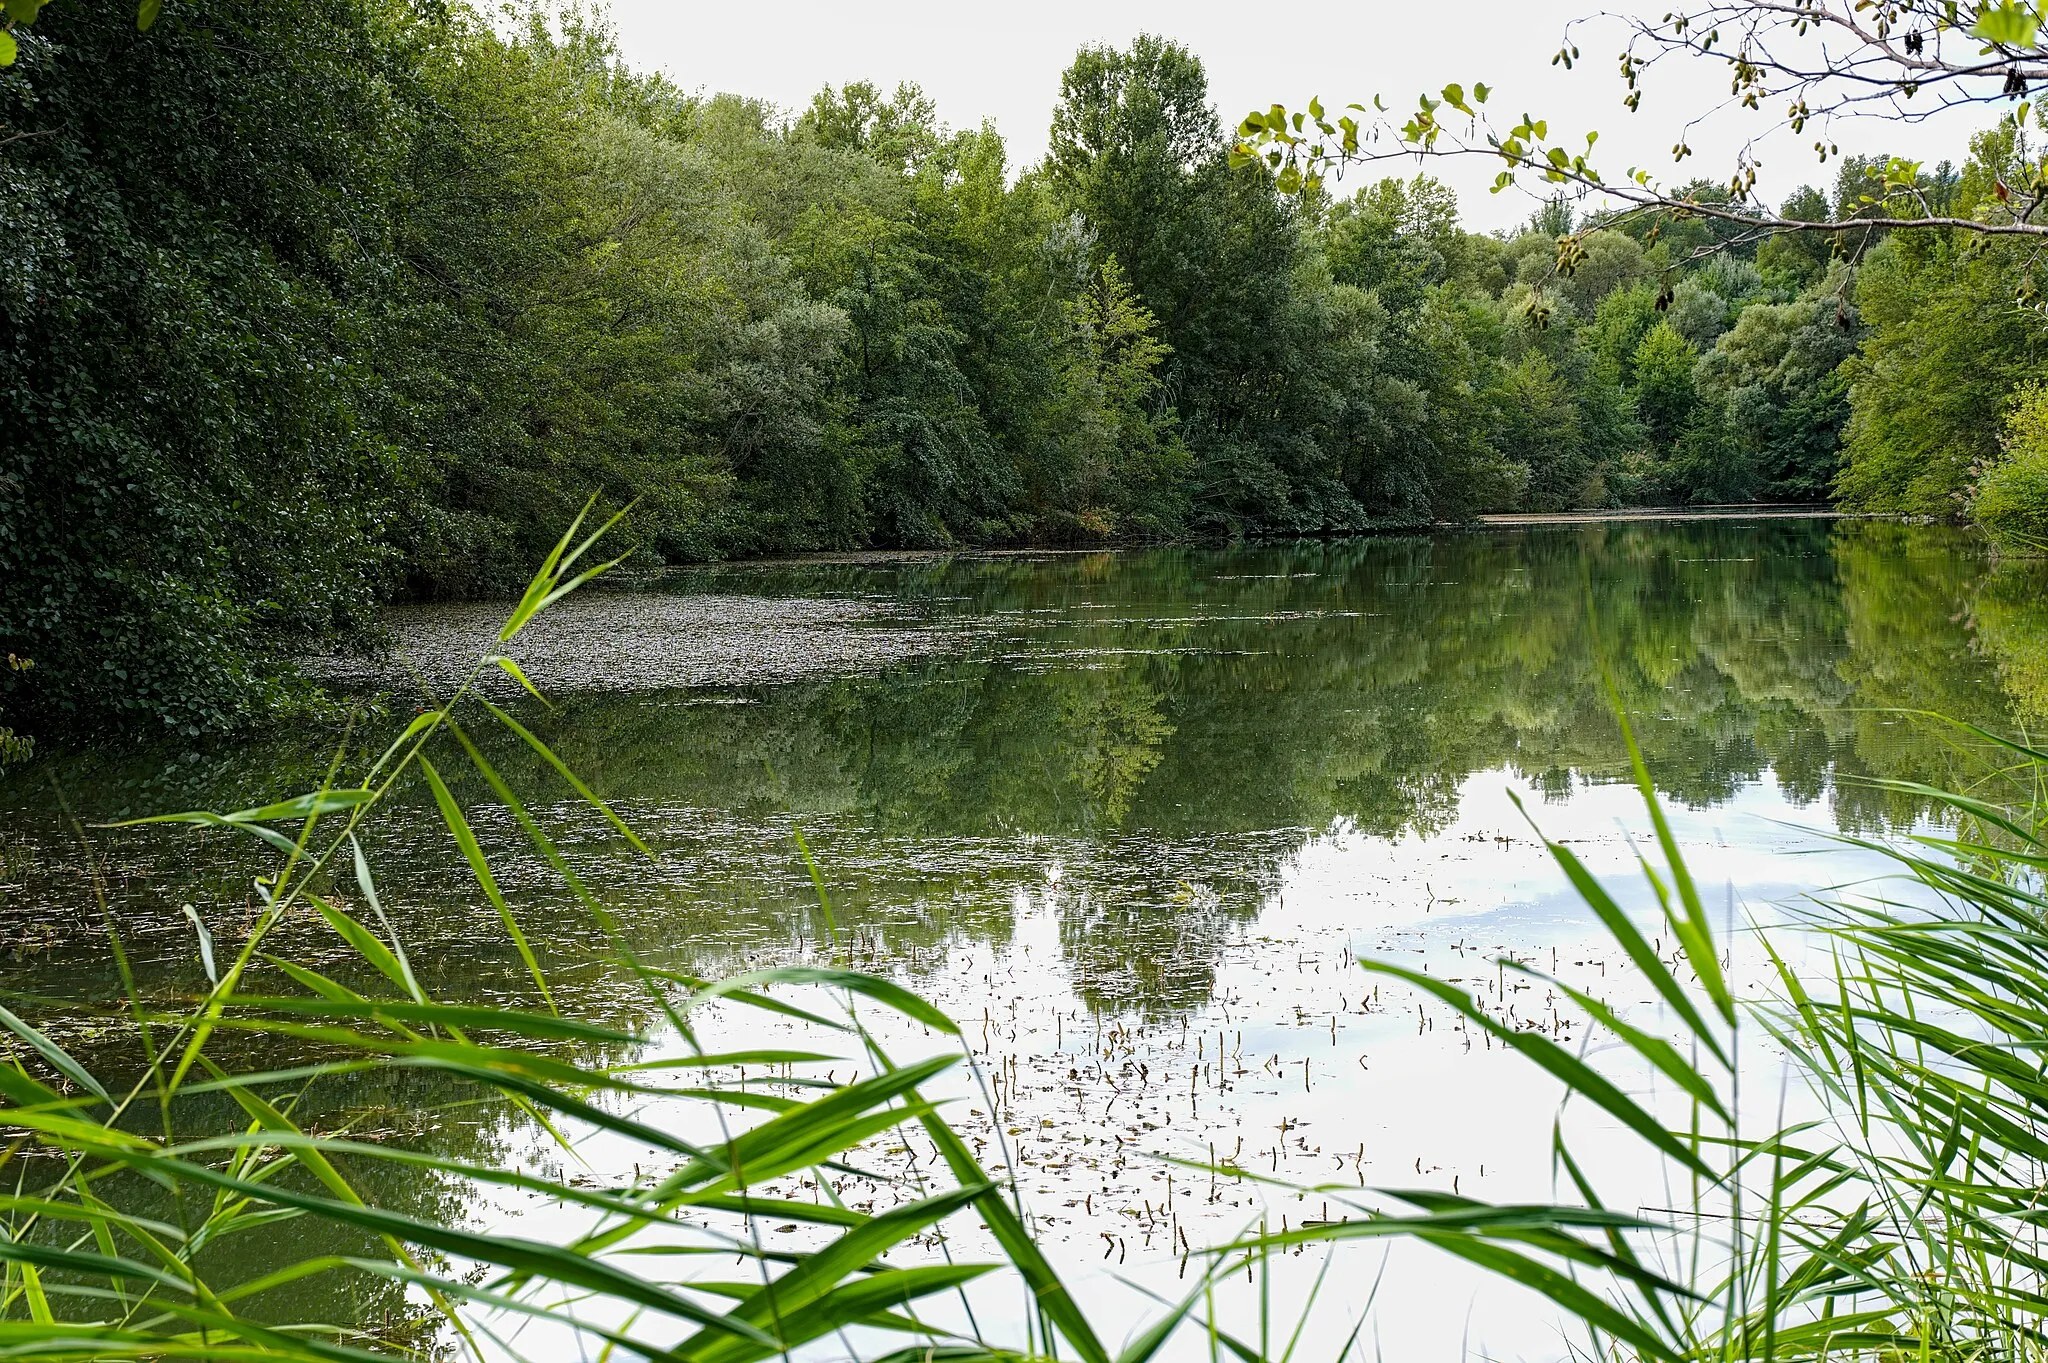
(1, 2, 2043, 738)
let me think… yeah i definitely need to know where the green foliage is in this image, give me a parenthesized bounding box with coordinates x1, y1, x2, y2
(0, 0, 410, 735)
(1489, 351, 1584, 510)
(1321, 173, 1464, 315)
(1836, 228, 2047, 513)
(795, 79, 940, 169)
(1557, 228, 1649, 315)
(1755, 187, 1834, 290)
(0, 529, 1176, 1363)
(0, 654, 31, 766)
(1837, 120, 2048, 516)
(15, 5, 2029, 734)
(0, 0, 155, 67)
(1588, 284, 1662, 386)
(1038, 258, 1191, 538)
(22, 516, 2048, 1361)
(1232, 699, 2048, 1362)
(1666, 395, 1756, 503)
(1048, 35, 1369, 534)
(1630, 322, 1699, 447)
(380, 15, 818, 583)
(1973, 382, 2048, 554)
(1698, 282, 1859, 500)
(1663, 278, 1731, 348)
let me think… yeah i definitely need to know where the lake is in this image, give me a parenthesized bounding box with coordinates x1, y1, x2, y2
(3, 516, 2043, 1357)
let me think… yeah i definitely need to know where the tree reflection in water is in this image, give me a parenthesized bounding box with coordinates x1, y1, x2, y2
(4, 517, 2042, 1021)
(3, 517, 2044, 1332)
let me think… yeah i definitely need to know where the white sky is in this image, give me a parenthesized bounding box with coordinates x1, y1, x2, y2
(604, 0, 1995, 233)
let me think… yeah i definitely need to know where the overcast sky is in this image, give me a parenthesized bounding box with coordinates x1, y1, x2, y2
(603, 0, 1992, 233)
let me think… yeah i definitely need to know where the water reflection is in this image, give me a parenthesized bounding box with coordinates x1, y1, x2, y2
(513, 520, 2034, 840)
(4, 519, 2044, 1018)
(4, 518, 2046, 1351)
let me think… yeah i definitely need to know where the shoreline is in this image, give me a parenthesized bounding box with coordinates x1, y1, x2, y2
(624, 506, 1886, 575)
(1472, 504, 1874, 526)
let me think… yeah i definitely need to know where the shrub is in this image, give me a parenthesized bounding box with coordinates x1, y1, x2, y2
(1972, 382, 2048, 555)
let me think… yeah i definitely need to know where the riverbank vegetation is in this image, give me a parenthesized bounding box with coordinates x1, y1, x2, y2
(5, 0, 2047, 737)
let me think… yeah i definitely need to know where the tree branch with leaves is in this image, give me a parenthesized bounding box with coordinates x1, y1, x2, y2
(0, 0, 157, 64)
(1237, 0, 2048, 295)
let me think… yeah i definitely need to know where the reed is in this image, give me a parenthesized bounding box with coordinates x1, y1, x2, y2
(1242, 708, 2048, 1362)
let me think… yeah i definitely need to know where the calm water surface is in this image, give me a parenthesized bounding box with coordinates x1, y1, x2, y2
(5, 519, 2047, 1357)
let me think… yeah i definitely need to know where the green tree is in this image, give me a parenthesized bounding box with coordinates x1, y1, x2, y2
(1667, 397, 1756, 503)
(1588, 285, 1661, 388)
(1490, 351, 1585, 510)
(1047, 35, 1368, 533)
(1698, 282, 1858, 500)
(1973, 383, 2048, 554)
(795, 80, 940, 170)
(1036, 258, 1190, 537)
(0, 0, 412, 732)
(1631, 322, 1699, 449)
(1836, 231, 2046, 514)
(1755, 186, 1834, 290)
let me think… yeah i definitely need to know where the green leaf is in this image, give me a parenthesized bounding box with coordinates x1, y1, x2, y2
(224, 995, 636, 1045)
(361, 709, 443, 784)
(0, 1056, 67, 1109)
(0, 1236, 193, 1296)
(418, 755, 554, 1012)
(349, 836, 423, 1002)
(1503, 962, 1728, 1121)
(136, 0, 159, 28)
(908, 1093, 1109, 1363)
(224, 789, 378, 825)
(1360, 959, 1713, 1177)
(480, 698, 648, 854)
(1511, 792, 1730, 1066)
(683, 966, 958, 1034)
(1611, 703, 1734, 1025)
(499, 499, 633, 643)
(113, 1148, 781, 1346)
(311, 897, 417, 1002)
(0, 29, 16, 64)
(262, 956, 370, 1004)
(0, 1000, 108, 1102)
(487, 655, 551, 707)
(1419, 1233, 1682, 1362)
(675, 1188, 993, 1363)
(116, 810, 300, 856)
(1972, 1, 2039, 46)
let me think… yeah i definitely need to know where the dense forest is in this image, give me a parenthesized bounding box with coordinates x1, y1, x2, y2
(4, 0, 2047, 736)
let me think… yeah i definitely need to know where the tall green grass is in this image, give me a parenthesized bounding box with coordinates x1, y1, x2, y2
(3, 511, 2046, 1361)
